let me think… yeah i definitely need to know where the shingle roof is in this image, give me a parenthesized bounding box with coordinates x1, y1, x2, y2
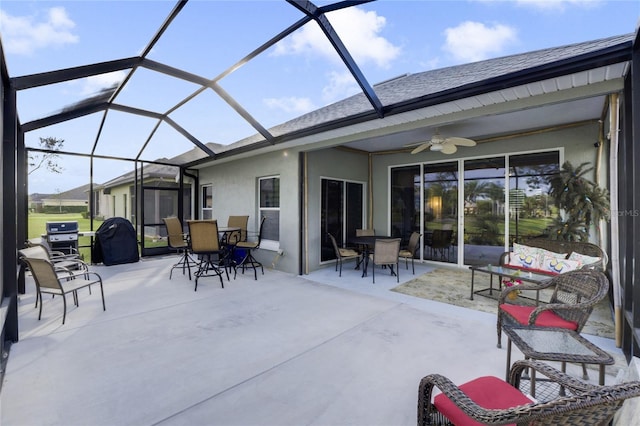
(219, 33, 633, 151)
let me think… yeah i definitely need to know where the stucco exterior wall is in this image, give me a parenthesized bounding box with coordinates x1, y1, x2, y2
(197, 149, 300, 275)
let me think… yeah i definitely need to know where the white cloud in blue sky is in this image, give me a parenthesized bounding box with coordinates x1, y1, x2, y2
(273, 7, 401, 68)
(443, 21, 518, 63)
(0, 7, 78, 55)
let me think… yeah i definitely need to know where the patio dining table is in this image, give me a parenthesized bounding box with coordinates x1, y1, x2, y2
(348, 235, 397, 277)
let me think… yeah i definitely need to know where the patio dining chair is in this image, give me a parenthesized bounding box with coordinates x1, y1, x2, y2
(418, 359, 640, 426)
(369, 238, 401, 283)
(187, 220, 228, 291)
(398, 231, 421, 274)
(327, 232, 361, 277)
(20, 256, 105, 325)
(226, 215, 249, 245)
(163, 216, 196, 280)
(234, 216, 266, 280)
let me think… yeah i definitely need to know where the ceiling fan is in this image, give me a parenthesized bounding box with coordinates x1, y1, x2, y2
(409, 129, 477, 154)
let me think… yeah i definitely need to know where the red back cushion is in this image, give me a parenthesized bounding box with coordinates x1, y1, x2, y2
(433, 376, 532, 426)
(500, 304, 578, 329)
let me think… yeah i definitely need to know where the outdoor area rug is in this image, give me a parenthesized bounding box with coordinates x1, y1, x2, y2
(391, 268, 615, 339)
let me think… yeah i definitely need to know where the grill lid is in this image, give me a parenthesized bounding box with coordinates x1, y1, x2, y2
(46, 221, 79, 234)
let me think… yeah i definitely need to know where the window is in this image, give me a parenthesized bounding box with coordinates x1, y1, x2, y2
(259, 176, 280, 248)
(201, 184, 213, 219)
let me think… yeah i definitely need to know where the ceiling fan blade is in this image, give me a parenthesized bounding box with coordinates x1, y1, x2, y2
(411, 143, 431, 154)
(441, 143, 458, 154)
(446, 137, 476, 147)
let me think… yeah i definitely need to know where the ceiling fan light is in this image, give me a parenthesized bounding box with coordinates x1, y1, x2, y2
(430, 144, 444, 151)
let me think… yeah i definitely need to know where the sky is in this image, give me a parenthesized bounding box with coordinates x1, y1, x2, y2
(1, 0, 639, 194)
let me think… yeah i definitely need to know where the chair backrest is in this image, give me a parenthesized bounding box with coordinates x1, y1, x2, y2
(187, 220, 220, 253)
(255, 216, 266, 246)
(548, 269, 609, 331)
(327, 233, 341, 258)
(407, 232, 421, 254)
(356, 228, 375, 237)
(20, 257, 61, 290)
(18, 244, 50, 261)
(227, 215, 249, 243)
(163, 217, 187, 249)
(373, 238, 401, 265)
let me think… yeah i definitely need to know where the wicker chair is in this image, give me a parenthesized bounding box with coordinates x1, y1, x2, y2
(327, 232, 361, 277)
(399, 232, 421, 274)
(187, 220, 227, 291)
(163, 216, 196, 280)
(500, 238, 607, 271)
(369, 238, 401, 283)
(19, 256, 105, 325)
(418, 359, 640, 426)
(497, 269, 609, 349)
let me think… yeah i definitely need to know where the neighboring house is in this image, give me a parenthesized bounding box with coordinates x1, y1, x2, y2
(29, 184, 90, 213)
(94, 161, 191, 241)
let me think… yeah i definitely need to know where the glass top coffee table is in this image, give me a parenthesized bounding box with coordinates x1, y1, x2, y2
(503, 325, 614, 396)
(469, 264, 553, 303)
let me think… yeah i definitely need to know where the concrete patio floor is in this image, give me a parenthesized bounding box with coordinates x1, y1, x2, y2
(0, 256, 624, 426)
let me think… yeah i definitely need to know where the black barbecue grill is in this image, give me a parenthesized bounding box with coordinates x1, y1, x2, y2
(46, 221, 79, 255)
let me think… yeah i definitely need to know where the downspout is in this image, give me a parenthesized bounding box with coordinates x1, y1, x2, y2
(607, 92, 622, 347)
(303, 152, 309, 275)
(368, 153, 373, 228)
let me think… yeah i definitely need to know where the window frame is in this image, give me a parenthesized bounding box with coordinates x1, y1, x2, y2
(201, 184, 213, 219)
(258, 175, 280, 251)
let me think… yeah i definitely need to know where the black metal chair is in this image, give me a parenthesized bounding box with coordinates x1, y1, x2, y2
(187, 220, 227, 291)
(234, 216, 266, 280)
(398, 231, 421, 274)
(163, 216, 196, 280)
(327, 232, 360, 277)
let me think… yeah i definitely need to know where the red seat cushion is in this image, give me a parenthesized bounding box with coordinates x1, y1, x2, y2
(500, 304, 579, 330)
(433, 376, 532, 426)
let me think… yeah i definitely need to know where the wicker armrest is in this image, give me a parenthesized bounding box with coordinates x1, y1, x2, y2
(497, 279, 554, 304)
(418, 360, 640, 426)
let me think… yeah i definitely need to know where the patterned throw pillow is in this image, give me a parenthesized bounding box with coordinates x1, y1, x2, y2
(539, 255, 581, 274)
(507, 243, 542, 269)
(568, 252, 602, 267)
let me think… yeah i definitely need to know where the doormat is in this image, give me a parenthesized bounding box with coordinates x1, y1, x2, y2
(391, 268, 614, 339)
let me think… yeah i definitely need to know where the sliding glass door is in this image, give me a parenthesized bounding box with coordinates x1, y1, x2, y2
(320, 178, 364, 262)
(463, 157, 506, 266)
(423, 162, 458, 263)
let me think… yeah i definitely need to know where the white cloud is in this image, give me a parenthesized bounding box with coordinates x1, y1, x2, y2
(80, 72, 126, 95)
(514, 0, 602, 11)
(443, 21, 517, 62)
(272, 7, 401, 68)
(0, 7, 78, 55)
(264, 96, 317, 114)
(322, 70, 360, 103)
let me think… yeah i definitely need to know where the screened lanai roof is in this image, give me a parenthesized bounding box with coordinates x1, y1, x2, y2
(10, 0, 392, 167)
(5, 0, 636, 177)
